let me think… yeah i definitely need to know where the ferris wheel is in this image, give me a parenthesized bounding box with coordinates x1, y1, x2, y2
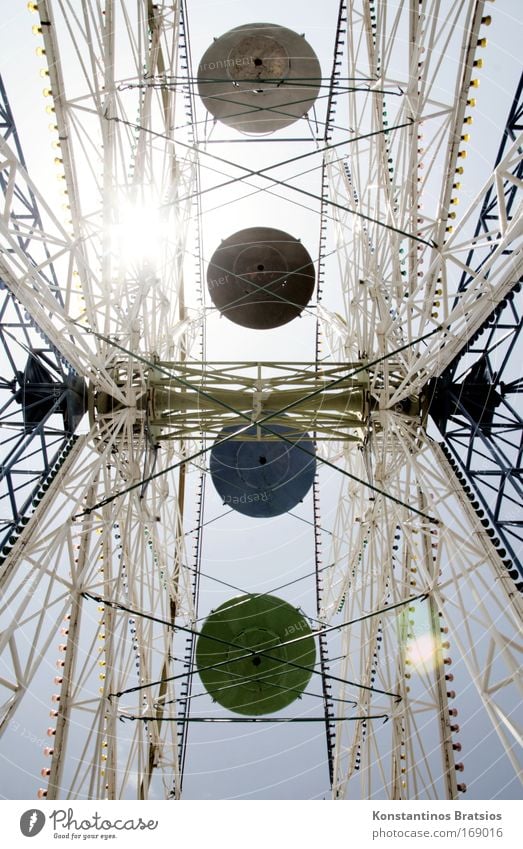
(0, 0, 521, 801)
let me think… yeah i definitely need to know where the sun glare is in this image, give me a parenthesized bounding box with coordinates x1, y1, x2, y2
(111, 199, 167, 268)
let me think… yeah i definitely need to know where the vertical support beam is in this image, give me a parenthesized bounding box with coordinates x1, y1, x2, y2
(418, 484, 459, 799)
(46, 493, 91, 802)
(427, 595, 459, 799)
(46, 593, 83, 800)
(313, 471, 335, 788)
(101, 0, 116, 339)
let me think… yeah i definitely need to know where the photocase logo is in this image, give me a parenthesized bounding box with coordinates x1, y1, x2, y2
(20, 809, 46, 838)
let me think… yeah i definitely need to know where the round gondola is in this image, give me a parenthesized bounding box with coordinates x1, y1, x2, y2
(210, 419, 316, 517)
(207, 226, 315, 329)
(196, 593, 316, 715)
(197, 22, 321, 134)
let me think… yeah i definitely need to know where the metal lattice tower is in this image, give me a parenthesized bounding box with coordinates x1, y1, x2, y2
(428, 73, 523, 585)
(0, 75, 86, 568)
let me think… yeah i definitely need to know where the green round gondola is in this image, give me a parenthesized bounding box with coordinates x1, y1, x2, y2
(196, 594, 316, 715)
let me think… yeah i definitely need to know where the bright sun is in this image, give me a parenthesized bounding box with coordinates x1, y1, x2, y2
(111, 198, 167, 268)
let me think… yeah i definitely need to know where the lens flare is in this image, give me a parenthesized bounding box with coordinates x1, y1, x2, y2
(409, 633, 437, 671)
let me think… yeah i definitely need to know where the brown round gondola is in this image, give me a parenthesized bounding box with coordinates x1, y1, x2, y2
(207, 226, 315, 329)
(197, 23, 321, 134)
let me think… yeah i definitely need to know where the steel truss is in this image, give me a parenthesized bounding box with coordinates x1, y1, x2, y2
(323, 417, 522, 798)
(317, 0, 523, 799)
(428, 73, 523, 583)
(146, 360, 369, 442)
(0, 75, 84, 556)
(0, 0, 201, 800)
(429, 291, 522, 584)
